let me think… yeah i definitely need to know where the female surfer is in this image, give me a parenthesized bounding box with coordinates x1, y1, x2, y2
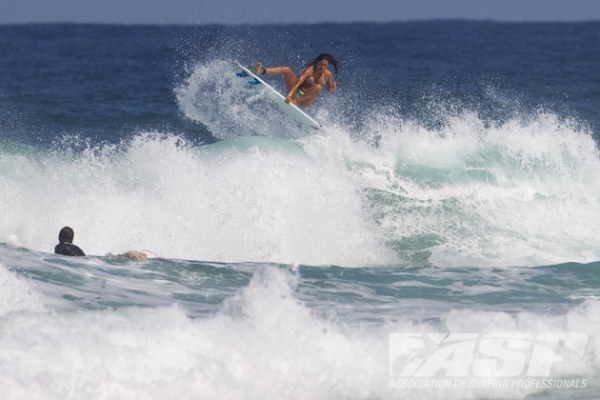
(254, 53, 339, 107)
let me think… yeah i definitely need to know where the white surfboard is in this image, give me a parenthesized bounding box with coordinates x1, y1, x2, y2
(236, 63, 323, 130)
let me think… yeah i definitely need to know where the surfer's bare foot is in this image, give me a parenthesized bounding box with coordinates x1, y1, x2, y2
(254, 62, 266, 75)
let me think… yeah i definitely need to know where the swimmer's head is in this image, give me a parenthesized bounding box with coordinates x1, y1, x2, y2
(58, 226, 74, 243)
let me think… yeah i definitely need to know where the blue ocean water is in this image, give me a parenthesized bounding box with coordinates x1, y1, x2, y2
(1, 21, 600, 399)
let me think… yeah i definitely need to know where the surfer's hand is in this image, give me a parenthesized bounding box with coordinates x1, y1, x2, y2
(285, 95, 293, 104)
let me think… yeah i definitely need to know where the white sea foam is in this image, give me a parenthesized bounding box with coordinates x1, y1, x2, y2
(2, 76, 600, 267)
(0, 266, 597, 400)
(322, 110, 600, 267)
(0, 263, 44, 315)
(0, 133, 390, 266)
(177, 61, 600, 267)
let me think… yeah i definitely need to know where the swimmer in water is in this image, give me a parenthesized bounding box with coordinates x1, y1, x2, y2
(54, 226, 86, 256)
(254, 53, 339, 107)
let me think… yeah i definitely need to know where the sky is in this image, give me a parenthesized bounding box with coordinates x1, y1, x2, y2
(2, 0, 600, 25)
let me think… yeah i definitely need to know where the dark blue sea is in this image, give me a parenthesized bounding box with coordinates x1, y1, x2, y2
(1, 22, 599, 399)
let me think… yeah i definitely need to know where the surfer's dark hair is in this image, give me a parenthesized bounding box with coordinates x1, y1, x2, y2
(309, 54, 339, 75)
(58, 226, 74, 243)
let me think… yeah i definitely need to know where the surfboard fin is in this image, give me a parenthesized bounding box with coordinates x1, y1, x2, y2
(248, 79, 261, 85)
(236, 71, 249, 77)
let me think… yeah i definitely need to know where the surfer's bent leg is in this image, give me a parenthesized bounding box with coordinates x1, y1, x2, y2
(259, 66, 297, 92)
(295, 84, 323, 107)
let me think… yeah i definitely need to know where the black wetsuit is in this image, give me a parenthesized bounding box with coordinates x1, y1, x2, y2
(54, 242, 85, 256)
